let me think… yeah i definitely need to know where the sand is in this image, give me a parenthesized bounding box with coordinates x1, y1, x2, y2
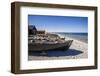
(28, 36, 88, 60)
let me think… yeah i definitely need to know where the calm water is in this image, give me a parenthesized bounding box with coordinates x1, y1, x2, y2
(55, 32, 88, 43)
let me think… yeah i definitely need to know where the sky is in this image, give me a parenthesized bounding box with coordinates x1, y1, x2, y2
(28, 15, 88, 33)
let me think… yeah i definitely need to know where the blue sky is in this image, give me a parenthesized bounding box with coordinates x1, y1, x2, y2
(28, 15, 88, 33)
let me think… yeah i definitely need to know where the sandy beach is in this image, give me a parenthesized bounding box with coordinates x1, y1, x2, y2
(28, 35, 88, 61)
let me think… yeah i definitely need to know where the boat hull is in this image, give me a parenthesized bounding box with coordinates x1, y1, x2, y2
(28, 40, 73, 51)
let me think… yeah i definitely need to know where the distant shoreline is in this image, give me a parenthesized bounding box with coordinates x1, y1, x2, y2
(53, 32, 88, 43)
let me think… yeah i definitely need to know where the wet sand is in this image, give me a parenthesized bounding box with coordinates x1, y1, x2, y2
(28, 36, 88, 60)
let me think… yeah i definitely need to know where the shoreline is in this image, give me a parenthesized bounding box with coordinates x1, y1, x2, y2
(57, 34, 87, 43)
(28, 35, 88, 60)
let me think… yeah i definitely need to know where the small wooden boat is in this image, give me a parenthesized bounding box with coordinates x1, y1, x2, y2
(28, 25, 73, 53)
(28, 40, 73, 51)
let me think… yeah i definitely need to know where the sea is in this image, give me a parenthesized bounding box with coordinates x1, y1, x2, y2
(53, 32, 88, 43)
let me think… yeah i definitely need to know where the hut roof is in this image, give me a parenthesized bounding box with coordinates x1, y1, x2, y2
(33, 26, 37, 31)
(29, 25, 37, 31)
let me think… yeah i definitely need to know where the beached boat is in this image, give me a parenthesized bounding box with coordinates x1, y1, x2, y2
(28, 40, 73, 51)
(28, 25, 73, 52)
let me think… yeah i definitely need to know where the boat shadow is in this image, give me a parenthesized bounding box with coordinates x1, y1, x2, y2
(29, 49, 83, 57)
